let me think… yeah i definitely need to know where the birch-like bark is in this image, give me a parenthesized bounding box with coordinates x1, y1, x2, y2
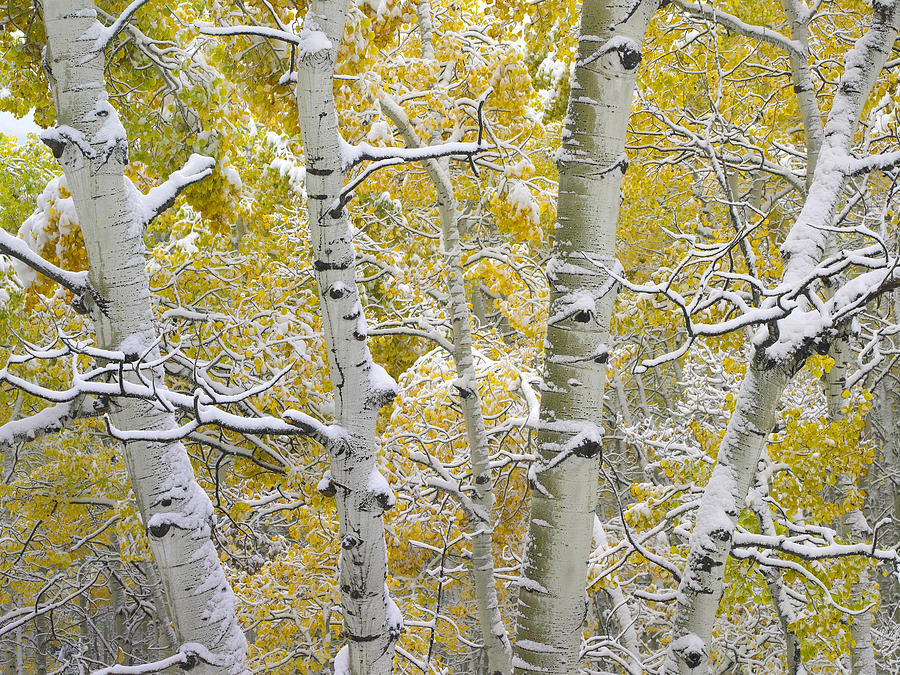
(294, 4, 400, 674)
(381, 96, 512, 675)
(40, 2, 247, 672)
(748, 456, 802, 674)
(511, 2, 657, 672)
(825, 344, 877, 675)
(781, 0, 823, 186)
(665, 363, 790, 674)
(664, 4, 900, 672)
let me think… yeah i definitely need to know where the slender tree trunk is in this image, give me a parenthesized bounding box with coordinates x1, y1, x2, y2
(40, 2, 247, 671)
(381, 96, 513, 675)
(825, 344, 877, 675)
(511, 2, 657, 672)
(664, 4, 900, 672)
(748, 454, 802, 674)
(781, 0, 823, 187)
(294, 4, 399, 673)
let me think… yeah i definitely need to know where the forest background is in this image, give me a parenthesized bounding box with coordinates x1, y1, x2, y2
(0, 0, 899, 674)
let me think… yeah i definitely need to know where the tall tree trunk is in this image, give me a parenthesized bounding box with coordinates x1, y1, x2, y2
(826, 344, 877, 675)
(511, 1, 657, 672)
(664, 3, 900, 672)
(381, 96, 513, 675)
(40, 2, 247, 671)
(780, 0, 823, 188)
(294, 3, 400, 674)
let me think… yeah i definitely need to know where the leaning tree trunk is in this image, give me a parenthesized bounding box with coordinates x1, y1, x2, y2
(511, 1, 658, 673)
(294, 3, 400, 674)
(664, 3, 900, 672)
(40, 1, 247, 672)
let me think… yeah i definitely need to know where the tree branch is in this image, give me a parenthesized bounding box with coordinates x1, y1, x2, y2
(672, 0, 804, 58)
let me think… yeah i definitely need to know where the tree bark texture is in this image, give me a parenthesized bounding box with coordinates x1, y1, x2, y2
(41, 2, 248, 672)
(511, 1, 657, 673)
(294, 3, 400, 673)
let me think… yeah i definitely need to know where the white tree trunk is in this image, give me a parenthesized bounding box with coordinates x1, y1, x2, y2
(664, 4, 900, 672)
(294, 3, 399, 674)
(511, 1, 657, 672)
(41, 2, 247, 672)
(826, 345, 877, 675)
(665, 363, 790, 674)
(381, 96, 512, 675)
(781, 0, 823, 187)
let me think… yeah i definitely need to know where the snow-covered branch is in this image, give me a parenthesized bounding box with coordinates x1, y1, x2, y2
(198, 23, 306, 47)
(133, 154, 216, 229)
(0, 360, 342, 448)
(0, 572, 99, 637)
(89, 0, 152, 52)
(0, 229, 89, 295)
(0, 398, 100, 450)
(339, 138, 489, 173)
(90, 643, 213, 675)
(672, 0, 803, 57)
(732, 529, 898, 563)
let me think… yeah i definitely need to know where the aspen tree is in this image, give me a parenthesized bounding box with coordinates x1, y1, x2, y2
(512, 1, 659, 672)
(294, 2, 401, 672)
(35, 1, 248, 671)
(664, 3, 900, 672)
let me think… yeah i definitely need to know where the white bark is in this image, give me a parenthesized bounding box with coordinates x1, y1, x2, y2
(826, 344, 877, 675)
(294, 4, 399, 674)
(664, 3, 900, 672)
(511, 2, 657, 673)
(780, 0, 823, 186)
(381, 96, 512, 675)
(665, 363, 790, 674)
(748, 456, 802, 674)
(40, 2, 247, 672)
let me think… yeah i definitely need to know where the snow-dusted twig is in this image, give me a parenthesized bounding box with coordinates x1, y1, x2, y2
(0, 572, 100, 637)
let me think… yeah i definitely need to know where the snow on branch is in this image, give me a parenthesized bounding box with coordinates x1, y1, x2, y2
(198, 23, 305, 47)
(671, 0, 804, 58)
(332, 123, 490, 216)
(88, 0, 152, 53)
(198, 19, 334, 60)
(0, 398, 100, 450)
(0, 572, 100, 638)
(0, 229, 89, 296)
(848, 150, 900, 176)
(133, 154, 216, 230)
(90, 643, 214, 675)
(339, 138, 490, 173)
(729, 546, 877, 616)
(0, 353, 343, 448)
(732, 529, 898, 564)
